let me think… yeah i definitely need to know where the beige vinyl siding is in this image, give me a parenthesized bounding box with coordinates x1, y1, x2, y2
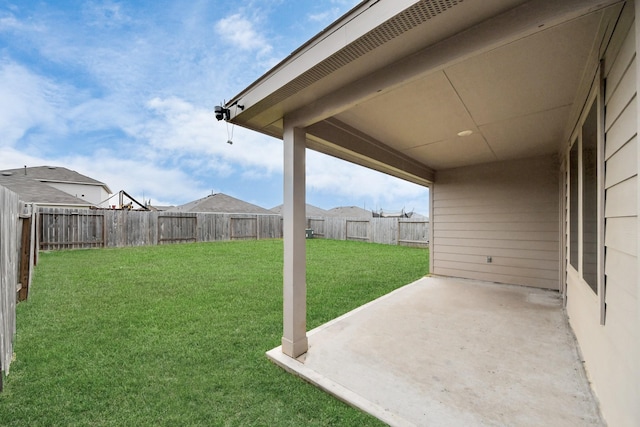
(565, 5, 639, 425)
(432, 155, 559, 289)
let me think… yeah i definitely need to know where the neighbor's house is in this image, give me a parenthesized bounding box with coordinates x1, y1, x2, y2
(0, 166, 111, 208)
(222, 0, 639, 425)
(169, 193, 274, 214)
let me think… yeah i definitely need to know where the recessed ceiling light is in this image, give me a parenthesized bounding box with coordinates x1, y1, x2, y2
(457, 130, 473, 137)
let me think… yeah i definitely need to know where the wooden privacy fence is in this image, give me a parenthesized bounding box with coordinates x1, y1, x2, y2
(308, 217, 429, 247)
(0, 186, 36, 389)
(37, 208, 429, 250)
(38, 208, 284, 250)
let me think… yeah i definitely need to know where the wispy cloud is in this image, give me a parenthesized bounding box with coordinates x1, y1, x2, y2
(81, 1, 133, 28)
(307, 151, 428, 210)
(0, 60, 67, 147)
(0, 12, 42, 32)
(215, 13, 272, 57)
(308, 10, 336, 23)
(139, 96, 282, 174)
(308, 1, 360, 24)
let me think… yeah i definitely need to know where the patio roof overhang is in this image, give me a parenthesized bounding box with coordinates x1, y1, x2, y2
(225, 0, 624, 185)
(222, 0, 627, 360)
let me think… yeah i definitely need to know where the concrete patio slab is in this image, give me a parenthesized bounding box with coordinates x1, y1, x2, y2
(267, 276, 603, 426)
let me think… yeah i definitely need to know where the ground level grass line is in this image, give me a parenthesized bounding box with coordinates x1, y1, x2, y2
(0, 239, 428, 426)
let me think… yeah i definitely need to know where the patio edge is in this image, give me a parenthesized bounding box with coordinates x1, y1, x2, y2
(266, 346, 414, 427)
(266, 277, 431, 426)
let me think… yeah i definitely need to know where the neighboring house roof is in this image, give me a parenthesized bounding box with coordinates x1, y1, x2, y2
(169, 193, 273, 214)
(0, 166, 112, 194)
(270, 203, 334, 217)
(147, 205, 174, 212)
(328, 206, 372, 218)
(0, 175, 93, 207)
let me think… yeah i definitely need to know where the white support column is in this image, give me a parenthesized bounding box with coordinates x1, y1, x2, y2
(282, 124, 308, 358)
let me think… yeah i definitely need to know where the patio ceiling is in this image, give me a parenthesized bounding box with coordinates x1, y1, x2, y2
(226, 0, 624, 184)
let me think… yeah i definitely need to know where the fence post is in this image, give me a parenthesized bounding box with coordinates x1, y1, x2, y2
(17, 214, 31, 301)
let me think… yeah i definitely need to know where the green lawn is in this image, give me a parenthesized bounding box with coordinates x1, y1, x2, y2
(0, 239, 428, 426)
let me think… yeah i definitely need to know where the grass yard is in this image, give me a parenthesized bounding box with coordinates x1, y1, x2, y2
(0, 239, 428, 426)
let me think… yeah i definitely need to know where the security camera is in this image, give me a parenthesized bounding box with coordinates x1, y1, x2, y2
(214, 106, 230, 121)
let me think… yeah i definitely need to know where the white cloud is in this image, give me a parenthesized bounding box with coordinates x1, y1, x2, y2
(0, 60, 67, 147)
(308, 8, 341, 23)
(214, 13, 272, 57)
(308, 1, 360, 23)
(63, 152, 209, 206)
(139, 96, 282, 174)
(306, 151, 429, 210)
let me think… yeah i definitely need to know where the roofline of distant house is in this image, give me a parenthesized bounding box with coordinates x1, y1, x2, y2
(30, 202, 95, 208)
(38, 178, 112, 194)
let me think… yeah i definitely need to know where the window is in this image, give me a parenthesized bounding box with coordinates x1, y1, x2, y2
(567, 95, 601, 295)
(569, 140, 579, 271)
(582, 102, 598, 292)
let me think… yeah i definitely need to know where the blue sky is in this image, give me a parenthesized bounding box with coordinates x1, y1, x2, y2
(0, 0, 429, 214)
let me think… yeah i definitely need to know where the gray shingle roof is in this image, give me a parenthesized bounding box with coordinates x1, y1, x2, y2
(0, 166, 111, 193)
(169, 193, 273, 214)
(270, 203, 334, 217)
(0, 175, 93, 206)
(328, 206, 372, 218)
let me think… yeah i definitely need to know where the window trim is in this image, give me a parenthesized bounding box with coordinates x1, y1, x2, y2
(597, 61, 605, 325)
(566, 61, 605, 325)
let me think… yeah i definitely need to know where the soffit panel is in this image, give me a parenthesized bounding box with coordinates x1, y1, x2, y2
(326, 9, 605, 170)
(480, 105, 572, 160)
(334, 71, 476, 151)
(444, 11, 603, 126)
(402, 133, 497, 170)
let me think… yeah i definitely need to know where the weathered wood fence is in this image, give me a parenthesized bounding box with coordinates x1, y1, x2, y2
(38, 208, 282, 250)
(308, 217, 429, 247)
(38, 208, 284, 250)
(0, 186, 36, 389)
(38, 208, 429, 250)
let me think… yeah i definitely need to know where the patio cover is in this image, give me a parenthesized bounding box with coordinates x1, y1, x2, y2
(223, 0, 624, 357)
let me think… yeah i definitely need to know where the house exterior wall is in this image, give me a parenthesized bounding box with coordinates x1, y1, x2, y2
(46, 182, 108, 206)
(565, 4, 640, 426)
(431, 154, 559, 289)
